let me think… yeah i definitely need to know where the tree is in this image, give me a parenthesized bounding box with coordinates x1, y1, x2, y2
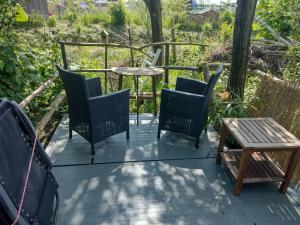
(228, 0, 258, 98)
(143, 0, 163, 64)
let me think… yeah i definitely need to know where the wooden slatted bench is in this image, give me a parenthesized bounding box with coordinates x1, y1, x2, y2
(216, 118, 300, 196)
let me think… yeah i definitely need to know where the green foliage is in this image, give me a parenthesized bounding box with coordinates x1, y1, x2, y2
(257, 0, 300, 39)
(80, 12, 110, 26)
(220, 9, 234, 25)
(109, 0, 126, 26)
(210, 93, 249, 132)
(202, 22, 213, 37)
(219, 22, 233, 43)
(65, 10, 78, 24)
(26, 13, 45, 28)
(47, 15, 57, 27)
(283, 45, 300, 81)
(162, 0, 186, 28)
(0, 0, 17, 44)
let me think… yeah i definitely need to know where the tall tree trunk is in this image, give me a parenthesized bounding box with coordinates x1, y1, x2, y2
(143, 0, 163, 65)
(228, 0, 258, 98)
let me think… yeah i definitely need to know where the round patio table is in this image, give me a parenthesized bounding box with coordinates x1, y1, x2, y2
(111, 67, 164, 124)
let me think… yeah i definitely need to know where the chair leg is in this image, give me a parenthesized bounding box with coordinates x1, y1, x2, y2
(157, 128, 161, 139)
(69, 128, 72, 139)
(195, 137, 199, 149)
(204, 126, 208, 133)
(126, 130, 130, 140)
(91, 143, 95, 156)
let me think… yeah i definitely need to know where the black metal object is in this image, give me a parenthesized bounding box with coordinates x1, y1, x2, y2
(56, 65, 130, 156)
(0, 99, 59, 225)
(157, 65, 224, 148)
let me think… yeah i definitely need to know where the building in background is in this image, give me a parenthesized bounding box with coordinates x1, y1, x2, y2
(20, 0, 49, 17)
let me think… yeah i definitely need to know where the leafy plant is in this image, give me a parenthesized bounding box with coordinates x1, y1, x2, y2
(283, 45, 300, 81)
(26, 13, 45, 28)
(109, 0, 126, 26)
(257, 0, 300, 39)
(210, 92, 250, 132)
(47, 15, 57, 27)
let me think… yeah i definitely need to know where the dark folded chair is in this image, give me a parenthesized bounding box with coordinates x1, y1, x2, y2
(157, 65, 223, 148)
(56, 65, 130, 155)
(0, 99, 59, 225)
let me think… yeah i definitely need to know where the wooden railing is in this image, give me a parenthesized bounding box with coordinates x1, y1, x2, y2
(59, 41, 211, 93)
(19, 73, 66, 139)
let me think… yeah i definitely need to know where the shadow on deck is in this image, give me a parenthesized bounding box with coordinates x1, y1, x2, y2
(46, 114, 300, 225)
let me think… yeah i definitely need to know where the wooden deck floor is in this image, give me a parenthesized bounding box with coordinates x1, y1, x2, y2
(46, 115, 300, 225)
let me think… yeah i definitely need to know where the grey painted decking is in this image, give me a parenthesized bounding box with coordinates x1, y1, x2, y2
(47, 115, 300, 225)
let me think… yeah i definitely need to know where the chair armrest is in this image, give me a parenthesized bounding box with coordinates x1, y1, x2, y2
(86, 77, 102, 97)
(160, 89, 207, 119)
(176, 77, 207, 95)
(88, 89, 130, 122)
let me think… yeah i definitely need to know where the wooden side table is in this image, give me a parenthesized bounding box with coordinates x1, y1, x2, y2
(216, 118, 300, 196)
(111, 67, 164, 124)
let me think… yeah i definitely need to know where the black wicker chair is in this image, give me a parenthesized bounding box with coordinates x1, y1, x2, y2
(0, 99, 59, 225)
(56, 65, 130, 155)
(157, 65, 223, 148)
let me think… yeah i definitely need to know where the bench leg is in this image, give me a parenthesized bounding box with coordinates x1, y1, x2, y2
(234, 150, 250, 196)
(280, 150, 300, 193)
(216, 122, 226, 164)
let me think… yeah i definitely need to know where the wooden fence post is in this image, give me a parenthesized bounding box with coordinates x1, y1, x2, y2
(101, 30, 109, 93)
(60, 43, 68, 69)
(128, 28, 135, 67)
(202, 62, 210, 82)
(171, 28, 177, 63)
(164, 44, 170, 84)
(128, 27, 138, 90)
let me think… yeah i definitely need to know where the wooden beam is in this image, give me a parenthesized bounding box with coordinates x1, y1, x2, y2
(36, 91, 66, 137)
(19, 74, 58, 109)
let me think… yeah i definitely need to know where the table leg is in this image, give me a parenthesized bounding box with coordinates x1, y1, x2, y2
(136, 75, 139, 125)
(216, 122, 226, 164)
(109, 73, 114, 92)
(234, 150, 250, 196)
(279, 149, 300, 193)
(152, 76, 157, 117)
(118, 74, 123, 91)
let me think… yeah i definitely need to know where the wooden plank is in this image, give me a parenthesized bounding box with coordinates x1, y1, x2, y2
(223, 118, 300, 149)
(112, 67, 164, 76)
(222, 118, 249, 148)
(248, 120, 274, 143)
(260, 120, 290, 143)
(221, 151, 285, 184)
(231, 120, 256, 143)
(267, 119, 298, 143)
(234, 120, 260, 143)
(36, 91, 66, 138)
(19, 75, 58, 108)
(242, 120, 270, 143)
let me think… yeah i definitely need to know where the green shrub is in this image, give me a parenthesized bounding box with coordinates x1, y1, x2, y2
(283, 45, 300, 81)
(47, 15, 57, 27)
(109, 0, 126, 26)
(65, 10, 77, 24)
(202, 22, 213, 36)
(219, 22, 233, 43)
(27, 13, 45, 28)
(210, 93, 249, 132)
(220, 9, 234, 25)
